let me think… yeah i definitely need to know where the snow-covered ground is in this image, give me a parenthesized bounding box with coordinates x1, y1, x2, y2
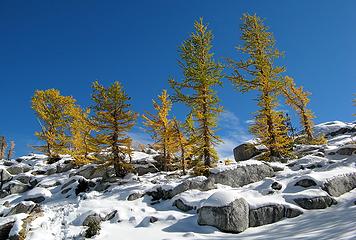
(0, 121, 355, 240)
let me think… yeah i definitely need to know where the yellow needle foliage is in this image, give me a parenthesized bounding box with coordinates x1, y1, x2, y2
(170, 18, 223, 167)
(229, 14, 291, 159)
(31, 89, 76, 158)
(91, 81, 137, 177)
(142, 90, 176, 171)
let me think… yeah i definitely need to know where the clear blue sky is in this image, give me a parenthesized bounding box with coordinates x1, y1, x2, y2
(1, 0, 355, 158)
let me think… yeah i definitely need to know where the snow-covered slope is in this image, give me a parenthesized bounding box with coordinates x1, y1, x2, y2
(0, 121, 355, 240)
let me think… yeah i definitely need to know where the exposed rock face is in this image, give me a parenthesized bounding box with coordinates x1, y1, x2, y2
(173, 199, 194, 212)
(249, 204, 302, 227)
(208, 164, 274, 188)
(294, 196, 337, 209)
(197, 198, 249, 233)
(295, 179, 317, 188)
(322, 173, 356, 197)
(134, 163, 159, 176)
(233, 143, 267, 161)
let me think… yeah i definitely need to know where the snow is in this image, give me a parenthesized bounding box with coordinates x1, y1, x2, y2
(24, 187, 52, 199)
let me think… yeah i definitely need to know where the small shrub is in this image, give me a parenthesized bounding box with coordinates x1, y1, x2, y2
(85, 219, 101, 238)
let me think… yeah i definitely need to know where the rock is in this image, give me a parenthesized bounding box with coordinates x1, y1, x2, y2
(0, 168, 12, 182)
(75, 165, 111, 179)
(208, 164, 274, 188)
(294, 196, 337, 209)
(134, 163, 159, 176)
(127, 192, 144, 201)
(4, 181, 30, 194)
(0, 221, 14, 240)
(75, 179, 94, 195)
(6, 202, 38, 216)
(14, 175, 32, 185)
(197, 198, 249, 233)
(233, 143, 268, 161)
(285, 207, 303, 218)
(249, 204, 285, 227)
(173, 199, 194, 212)
(61, 179, 77, 190)
(336, 146, 356, 156)
(102, 210, 117, 221)
(146, 187, 172, 201)
(31, 170, 46, 175)
(94, 182, 110, 192)
(149, 216, 158, 223)
(326, 127, 356, 137)
(2, 161, 16, 166)
(295, 178, 317, 188)
(56, 160, 75, 173)
(271, 182, 282, 190)
(24, 196, 45, 203)
(6, 164, 31, 175)
(45, 167, 57, 175)
(0, 190, 9, 198)
(83, 214, 101, 227)
(171, 177, 215, 197)
(322, 173, 356, 197)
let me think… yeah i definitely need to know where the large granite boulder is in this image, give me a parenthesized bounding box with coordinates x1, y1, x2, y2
(134, 163, 159, 176)
(322, 173, 356, 197)
(173, 199, 195, 212)
(294, 196, 337, 209)
(74, 165, 112, 179)
(335, 145, 356, 156)
(233, 143, 268, 161)
(3, 181, 30, 194)
(6, 202, 39, 216)
(197, 198, 249, 233)
(208, 164, 274, 188)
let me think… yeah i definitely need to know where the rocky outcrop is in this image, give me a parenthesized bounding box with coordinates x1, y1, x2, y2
(208, 164, 274, 188)
(233, 143, 267, 161)
(322, 173, 356, 197)
(249, 204, 302, 227)
(294, 196, 337, 209)
(197, 198, 249, 233)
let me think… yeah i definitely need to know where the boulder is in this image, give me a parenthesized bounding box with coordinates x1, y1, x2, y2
(25, 196, 45, 203)
(127, 192, 144, 201)
(336, 146, 356, 156)
(285, 207, 303, 218)
(0, 221, 14, 240)
(233, 143, 268, 161)
(294, 196, 337, 209)
(4, 181, 30, 194)
(45, 167, 57, 175)
(208, 164, 274, 188)
(0, 190, 9, 198)
(271, 182, 282, 190)
(83, 213, 101, 227)
(102, 210, 117, 221)
(14, 175, 32, 185)
(56, 160, 75, 173)
(326, 127, 356, 137)
(6, 202, 38, 216)
(322, 173, 356, 197)
(197, 198, 249, 233)
(134, 163, 159, 176)
(0, 168, 12, 182)
(74, 165, 111, 179)
(173, 199, 194, 212)
(249, 204, 285, 227)
(6, 164, 31, 175)
(295, 178, 317, 188)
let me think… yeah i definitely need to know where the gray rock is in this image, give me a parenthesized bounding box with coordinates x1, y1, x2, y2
(134, 163, 159, 176)
(285, 207, 303, 218)
(146, 187, 172, 201)
(4, 181, 30, 194)
(56, 161, 75, 173)
(295, 179, 317, 188)
(14, 175, 32, 185)
(326, 127, 356, 137)
(249, 204, 285, 227)
(61, 179, 77, 190)
(171, 177, 215, 197)
(208, 164, 274, 188)
(6, 164, 31, 175)
(45, 167, 57, 175)
(271, 182, 282, 190)
(83, 214, 101, 227)
(75, 165, 111, 179)
(197, 198, 249, 233)
(173, 199, 194, 212)
(294, 196, 337, 209)
(336, 146, 356, 156)
(322, 173, 356, 197)
(0, 190, 9, 198)
(24, 196, 45, 203)
(149, 216, 158, 223)
(2, 161, 16, 166)
(0, 168, 12, 182)
(127, 192, 144, 201)
(102, 210, 117, 221)
(233, 143, 268, 161)
(6, 202, 38, 216)
(0, 221, 14, 240)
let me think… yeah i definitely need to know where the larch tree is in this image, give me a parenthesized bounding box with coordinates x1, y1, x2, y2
(68, 107, 98, 165)
(92, 81, 137, 177)
(142, 90, 176, 171)
(31, 89, 76, 158)
(169, 18, 223, 167)
(0, 136, 7, 160)
(172, 118, 191, 175)
(7, 141, 15, 160)
(228, 14, 291, 159)
(282, 76, 314, 141)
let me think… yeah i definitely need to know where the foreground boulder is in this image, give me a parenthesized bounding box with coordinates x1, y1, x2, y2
(322, 173, 356, 197)
(294, 196, 337, 209)
(249, 204, 303, 227)
(198, 198, 249, 233)
(0, 221, 14, 240)
(6, 202, 39, 216)
(3, 181, 30, 194)
(173, 199, 195, 212)
(233, 143, 267, 161)
(208, 164, 274, 188)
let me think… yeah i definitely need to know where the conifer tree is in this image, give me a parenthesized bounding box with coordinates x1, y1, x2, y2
(7, 141, 15, 160)
(169, 19, 223, 167)
(68, 107, 98, 165)
(91, 81, 137, 177)
(142, 90, 176, 171)
(31, 89, 76, 158)
(172, 118, 191, 175)
(282, 76, 315, 141)
(0, 136, 7, 160)
(228, 14, 291, 159)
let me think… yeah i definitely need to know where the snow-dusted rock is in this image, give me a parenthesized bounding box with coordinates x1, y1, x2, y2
(335, 145, 356, 156)
(233, 143, 267, 161)
(249, 204, 284, 227)
(198, 198, 249, 233)
(6, 202, 39, 216)
(173, 199, 195, 212)
(134, 163, 159, 176)
(23, 187, 52, 203)
(3, 181, 30, 195)
(322, 173, 356, 197)
(0, 221, 14, 240)
(294, 196, 337, 210)
(6, 164, 31, 175)
(294, 178, 317, 188)
(74, 164, 113, 179)
(208, 164, 274, 188)
(0, 168, 12, 182)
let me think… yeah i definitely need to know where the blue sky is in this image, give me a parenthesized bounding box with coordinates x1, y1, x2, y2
(1, 0, 355, 158)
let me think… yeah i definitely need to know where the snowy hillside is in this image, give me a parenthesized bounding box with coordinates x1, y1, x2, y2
(0, 121, 355, 240)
